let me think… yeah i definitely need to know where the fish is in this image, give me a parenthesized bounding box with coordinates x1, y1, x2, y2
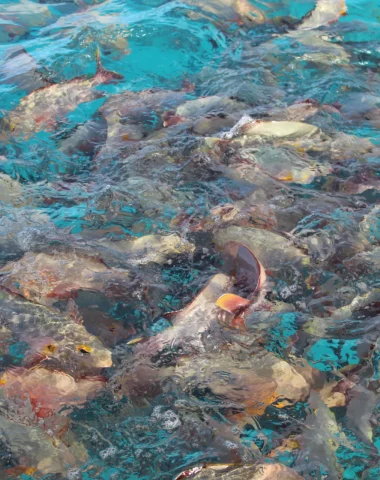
(0, 174, 23, 206)
(0, 0, 56, 30)
(95, 79, 194, 164)
(179, 0, 266, 27)
(0, 47, 52, 93)
(297, 0, 347, 31)
(59, 113, 108, 158)
(175, 463, 303, 479)
(230, 119, 320, 143)
(345, 384, 377, 445)
(0, 367, 105, 430)
(0, 415, 80, 475)
(214, 226, 310, 273)
(293, 391, 352, 479)
(173, 348, 310, 417)
(0, 250, 130, 308)
(0, 289, 112, 374)
(249, 145, 332, 185)
(0, 49, 122, 141)
(266, 99, 341, 123)
(188, 191, 278, 233)
(98, 234, 195, 267)
(110, 273, 234, 401)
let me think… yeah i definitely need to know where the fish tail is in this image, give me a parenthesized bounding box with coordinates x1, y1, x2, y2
(94, 47, 124, 84)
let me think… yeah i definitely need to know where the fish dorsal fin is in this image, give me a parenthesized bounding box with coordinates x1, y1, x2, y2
(94, 47, 123, 84)
(181, 78, 195, 93)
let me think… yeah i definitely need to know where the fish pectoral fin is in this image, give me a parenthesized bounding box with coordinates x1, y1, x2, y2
(216, 293, 250, 314)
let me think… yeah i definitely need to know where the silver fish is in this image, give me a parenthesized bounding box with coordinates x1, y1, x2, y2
(175, 463, 303, 479)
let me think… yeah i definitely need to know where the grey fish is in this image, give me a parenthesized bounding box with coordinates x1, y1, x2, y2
(0, 289, 112, 374)
(0, 47, 51, 93)
(0, 415, 80, 476)
(110, 273, 233, 400)
(175, 463, 303, 479)
(297, 0, 347, 31)
(95, 80, 194, 164)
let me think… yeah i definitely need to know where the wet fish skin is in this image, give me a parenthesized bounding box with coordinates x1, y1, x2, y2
(175, 463, 303, 479)
(1, 51, 122, 140)
(95, 84, 194, 164)
(297, 0, 347, 31)
(0, 289, 112, 374)
(213, 226, 310, 272)
(110, 273, 234, 401)
(0, 47, 52, 93)
(0, 415, 80, 476)
(0, 250, 130, 308)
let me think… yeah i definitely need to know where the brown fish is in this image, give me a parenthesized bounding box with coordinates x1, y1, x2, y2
(0, 250, 130, 308)
(95, 79, 194, 164)
(0, 367, 105, 428)
(0, 289, 112, 374)
(0, 49, 122, 140)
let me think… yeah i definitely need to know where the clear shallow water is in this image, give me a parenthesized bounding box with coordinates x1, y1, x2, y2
(0, 0, 379, 479)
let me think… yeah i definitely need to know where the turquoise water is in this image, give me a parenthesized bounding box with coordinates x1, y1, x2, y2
(0, 0, 380, 478)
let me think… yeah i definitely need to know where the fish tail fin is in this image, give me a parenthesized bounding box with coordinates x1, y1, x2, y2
(182, 78, 195, 92)
(94, 47, 124, 83)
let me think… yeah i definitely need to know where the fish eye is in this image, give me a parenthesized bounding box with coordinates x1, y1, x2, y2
(43, 344, 57, 354)
(76, 345, 93, 354)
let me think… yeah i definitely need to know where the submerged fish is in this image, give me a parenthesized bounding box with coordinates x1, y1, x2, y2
(214, 226, 309, 272)
(175, 462, 303, 479)
(0, 50, 122, 140)
(0, 0, 56, 30)
(0, 289, 112, 374)
(0, 47, 51, 93)
(0, 414, 80, 475)
(0, 174, 23, 206)
(0, 250, 130, 308)
(174, 348, 310, 416)
(0, 367, 105, 426)
(180, 0, 266, 26)
(232, 119, 320, 143)
(95, 80, 194, 164)
(297, 0, 347, 31)
(98, 233, 195, 266)
(111, 273, 234, 400)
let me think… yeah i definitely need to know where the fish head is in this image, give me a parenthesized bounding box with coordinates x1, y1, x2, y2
(25, 331, 112, 374)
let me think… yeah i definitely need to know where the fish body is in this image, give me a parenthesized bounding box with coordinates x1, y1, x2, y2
(0, 415, 79, 475)
(111, 274, 234, 400)
(174, 349, 310, 415)
(298, 0, 347, 31)
(237, 120, 320, 142)
(0, 251, 130, 308)
(0, 0, 56, 29)
(96, 85, 193, 162)
(0, 174, 23, 206)
(0, 367, 105, 424)
(214, 226, 309, 272)
(0, 47, 51, 93)
(176, 463, 303, 479)
(1, 51, 122, 140)
(181, 0, 266, 26)
(0, 289, 112, 373)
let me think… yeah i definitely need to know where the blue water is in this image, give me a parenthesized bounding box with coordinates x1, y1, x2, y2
(0, 0, 380, 478)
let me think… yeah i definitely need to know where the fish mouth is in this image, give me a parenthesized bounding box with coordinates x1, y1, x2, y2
(92, 350, 113, 368)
